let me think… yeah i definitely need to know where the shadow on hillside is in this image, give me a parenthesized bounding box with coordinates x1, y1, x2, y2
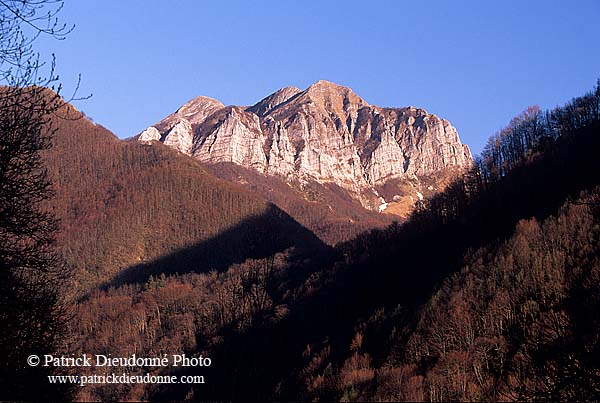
(101, 203, 328, 289)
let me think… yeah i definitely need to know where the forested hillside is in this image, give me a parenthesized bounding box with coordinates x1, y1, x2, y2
(124, 79, 600, 401)
(45, 81, 600, 401)
(295, 189, 600, 402)
(39, 99, 333, 401)
(43, 102, 326, 295)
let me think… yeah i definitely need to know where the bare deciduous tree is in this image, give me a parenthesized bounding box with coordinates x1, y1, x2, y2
(0, 0, 77, 400)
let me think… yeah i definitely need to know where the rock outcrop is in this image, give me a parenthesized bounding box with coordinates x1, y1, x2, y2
(137, 80, 472, 212)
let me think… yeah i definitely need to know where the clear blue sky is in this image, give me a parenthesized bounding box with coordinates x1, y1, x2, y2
(40, 0, 599, 154)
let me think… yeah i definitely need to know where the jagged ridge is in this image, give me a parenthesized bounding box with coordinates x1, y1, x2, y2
(138, 80, 472, 212)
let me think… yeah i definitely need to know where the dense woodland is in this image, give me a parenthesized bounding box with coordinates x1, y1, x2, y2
(44, 103, 326, 295)
(34, 80, 600, 401)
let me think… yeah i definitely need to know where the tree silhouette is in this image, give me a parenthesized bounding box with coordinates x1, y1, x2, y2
(0, 0, 75, 400)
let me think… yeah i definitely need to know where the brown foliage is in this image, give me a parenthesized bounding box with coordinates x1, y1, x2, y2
(43, 103, 273, 293)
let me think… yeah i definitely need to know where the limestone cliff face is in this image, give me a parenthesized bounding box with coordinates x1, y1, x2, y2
(138, 80, 472, 212)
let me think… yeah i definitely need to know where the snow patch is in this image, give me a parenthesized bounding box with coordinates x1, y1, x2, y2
(416, 191, 424, 201)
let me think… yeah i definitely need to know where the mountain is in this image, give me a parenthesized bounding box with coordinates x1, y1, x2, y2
(143, 81, 598, 403)
(30, 82, 600, 402)
(137, 80, 472, 217)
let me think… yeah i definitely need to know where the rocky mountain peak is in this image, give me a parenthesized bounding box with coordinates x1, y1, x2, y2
(297, 80, 368, 115)
(247, 86, 302, 117)
(305, 79, 362, 96)
(162, 95, 224, 128)
(178, 95, 223, 111)
(137, 81, 472, 214)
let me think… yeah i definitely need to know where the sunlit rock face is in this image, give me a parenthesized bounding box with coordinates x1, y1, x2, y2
(138, 126, 161, 143)
(137, 80, 472, 211)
